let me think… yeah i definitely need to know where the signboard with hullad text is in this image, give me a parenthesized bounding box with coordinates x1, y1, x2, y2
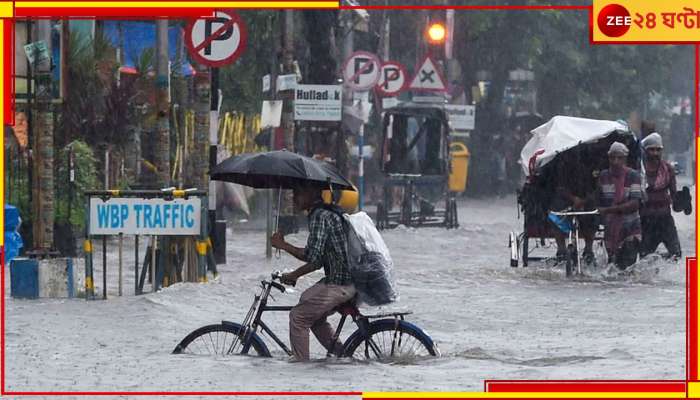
(89, 198, 201, 235)
(294, 84, 342, 121)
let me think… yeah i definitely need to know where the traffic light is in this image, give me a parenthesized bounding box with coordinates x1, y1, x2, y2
(426, 22, 446, 44)
(424, 17, 447, 60)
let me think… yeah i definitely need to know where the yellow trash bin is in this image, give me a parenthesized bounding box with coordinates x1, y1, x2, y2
(449, 142, 470, 193)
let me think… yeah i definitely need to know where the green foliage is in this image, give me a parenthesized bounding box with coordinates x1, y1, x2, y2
(218, 10, 277, 114)
(4, 152, 31, 232)
(447, 9, 693, 122)
(54, 140, 99, 230)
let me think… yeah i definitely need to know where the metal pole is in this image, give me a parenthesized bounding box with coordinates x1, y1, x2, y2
(135, 235, 139, 295)
(118, 233, 123, 296)
(104, 150, 109, 189)
(198, 196, 209, 281)
(102, 236, 107, 300)
(84, 199, 94, 300)
(266, 185, 273, 259)
(266, 14, 279, 260)
(151, 235, 157, 292)
(359, 124, 364, 210)
(209, 67, 222, 264)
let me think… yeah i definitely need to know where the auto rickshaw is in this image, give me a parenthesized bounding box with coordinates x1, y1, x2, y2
(375, 103, 459, 229)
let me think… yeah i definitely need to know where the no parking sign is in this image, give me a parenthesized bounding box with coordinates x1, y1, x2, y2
(185, 10, 247, 67)
(342, 51, 381, 91)
(375, 61, 408, 97)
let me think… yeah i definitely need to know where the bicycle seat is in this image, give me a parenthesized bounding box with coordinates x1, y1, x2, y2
(334, 301, 360, 317)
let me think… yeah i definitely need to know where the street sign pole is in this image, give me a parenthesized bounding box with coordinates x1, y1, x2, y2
(266, 13, 279, 259)
(209, 67, 225, 264)
(358, 124, 364, 211)
(342, 50, 380, 212)
(185, 10, 248, 264)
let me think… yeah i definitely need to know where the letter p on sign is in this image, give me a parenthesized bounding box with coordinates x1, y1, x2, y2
(185, 10, 248, 67)
(342, 51, 381, 91)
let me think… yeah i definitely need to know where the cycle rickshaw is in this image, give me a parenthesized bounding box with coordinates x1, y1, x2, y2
(510, 116, 641, 270)
(375, 103, 459, 230)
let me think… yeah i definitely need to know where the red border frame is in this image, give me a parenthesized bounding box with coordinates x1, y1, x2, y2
(183, 10, 248, 68)
(689, 258, 698, 381)
(2, 2, 699, 398)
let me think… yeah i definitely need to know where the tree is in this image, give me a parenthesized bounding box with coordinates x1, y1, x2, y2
(31, 20, 55, 251)
(154, 19, 170, 187)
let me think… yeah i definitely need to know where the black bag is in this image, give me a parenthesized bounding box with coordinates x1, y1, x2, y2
(673, 186, 692, 215)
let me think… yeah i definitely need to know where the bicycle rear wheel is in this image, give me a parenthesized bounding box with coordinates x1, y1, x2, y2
(172, 322, 271, 357)
(342, 319, 439, 361)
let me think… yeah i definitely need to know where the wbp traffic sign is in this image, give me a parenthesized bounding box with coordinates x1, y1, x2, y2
(342, 51, 381, 91)
(376, 61, 408, 97)
(185, 10, 247, 68)
(409, 54, 447, 92)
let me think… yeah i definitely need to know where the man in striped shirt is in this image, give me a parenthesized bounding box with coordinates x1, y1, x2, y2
(597, 142, 642, 270)
(271, 185, 356, 361)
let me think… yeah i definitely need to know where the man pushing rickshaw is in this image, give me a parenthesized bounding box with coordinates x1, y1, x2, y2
(513, 116, 689, 275)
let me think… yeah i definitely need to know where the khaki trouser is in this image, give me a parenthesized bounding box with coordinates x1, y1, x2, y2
(289, 281, 356, 360)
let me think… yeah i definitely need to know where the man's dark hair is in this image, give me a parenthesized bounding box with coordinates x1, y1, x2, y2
(294, 184, 323, 198)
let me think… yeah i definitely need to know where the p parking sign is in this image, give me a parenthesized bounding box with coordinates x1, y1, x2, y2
(185, 10, 247, 67)
(342, 51, 381, 91)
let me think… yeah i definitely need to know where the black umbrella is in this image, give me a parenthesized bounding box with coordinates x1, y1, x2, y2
(210, 149, 355, 191)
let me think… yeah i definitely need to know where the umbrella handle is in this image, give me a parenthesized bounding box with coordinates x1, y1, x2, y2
(274, 187, 282, 260)
(275, 187, 282, 232)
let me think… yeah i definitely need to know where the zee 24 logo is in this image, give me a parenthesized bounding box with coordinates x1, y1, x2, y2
(598, 3, 700, 38)
(597, 4, 633, 37)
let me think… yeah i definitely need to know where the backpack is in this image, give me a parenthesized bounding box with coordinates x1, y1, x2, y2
(320, 205, 398, 306)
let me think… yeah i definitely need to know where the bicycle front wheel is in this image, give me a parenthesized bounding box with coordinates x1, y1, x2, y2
(342, 319, 439, 361)
(172, 322, 271, 357)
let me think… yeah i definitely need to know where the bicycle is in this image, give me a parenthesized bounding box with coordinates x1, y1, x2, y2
(172, 271, 440, 360)
(548, 209, 600, 277)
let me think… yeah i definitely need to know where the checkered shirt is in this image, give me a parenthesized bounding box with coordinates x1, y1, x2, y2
(304, 207, 353, 286)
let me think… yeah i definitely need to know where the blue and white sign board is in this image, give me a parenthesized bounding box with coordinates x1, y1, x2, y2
(89, 197, 201, 235)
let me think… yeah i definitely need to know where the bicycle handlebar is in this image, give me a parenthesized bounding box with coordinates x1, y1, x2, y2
(270, 281, 286, 293)
(266, 271, 292, 293)
(550, 209, 600, 216)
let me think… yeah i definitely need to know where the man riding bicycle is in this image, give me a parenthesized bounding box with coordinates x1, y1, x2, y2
(271, 185, 356, 361)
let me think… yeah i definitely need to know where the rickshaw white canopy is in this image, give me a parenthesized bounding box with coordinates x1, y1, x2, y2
(520, 115, 630, 176)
